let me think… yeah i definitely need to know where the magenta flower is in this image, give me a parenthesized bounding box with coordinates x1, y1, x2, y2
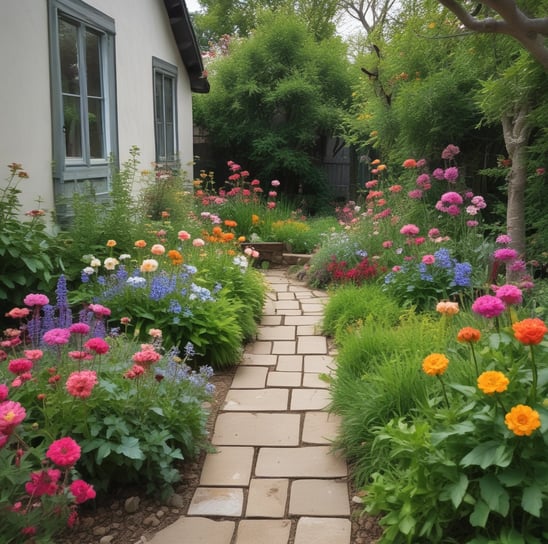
(493, 248, 519, 262)
(400, 224, 420, 236)
(382, 240, 393, 249)
(0, 384, 8, 402)
(441, 144, 460, 160)
(42, 328, 71, 346)
(496, 234, 512, 245)
(441, 192, 463, 205)
(509, 260, 526, 272)
(69, 323, 91, 335)
(7, 358, 33, 375)
(422, 255, 435, 265)
(495, 284, 523, 306)
(408, 189, 423, 199)
(23, 294, 49, 307)
(467, 220, 479, 227)
(83, 337, 110, 355)
(446, 205, 461, 216)
(25, 469, 61, 497)
(70, 479, 96, 504)
(23, 349, 43, 361)
(444, 167, 459, 182)
(432, 168, 445, 180)
(428, 228, 440, 238)
(88, 304, 111, 317)
(471, 295, 506, 319)
(46, 437, 81, 467)
(416, 173, 430, 187)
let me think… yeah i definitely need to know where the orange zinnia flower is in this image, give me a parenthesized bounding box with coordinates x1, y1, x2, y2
(134, 240, 147, 248)
(504, 404, 541, 436)
(251, 214, 260, 225)
(512, 318, 547, 345)
(422, 353, 449, 376)
(477, 371, 509, 394)
(224, 220, 237, 228)
(167, 250, 183, 265)
(212, 226, 223, 236)
(457, 327, 481, 343)
(403, 158, 417, 168)
(106, 239, 117, 247)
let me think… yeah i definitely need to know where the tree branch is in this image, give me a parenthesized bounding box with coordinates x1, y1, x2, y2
(437, 0, 548, 71)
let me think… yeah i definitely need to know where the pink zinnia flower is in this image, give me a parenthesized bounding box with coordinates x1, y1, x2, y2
(151, 244, 165, 256)
(68, 351, 94, 361)
(251, 179, 261, 186)
(83, 337, 109, 355)
(0, 400, 26, 433)
(271, 179, 280, 187)
(446, 205, 461, 216)
(69, 323, 90, 335)
(267, 202, 276, 209)
(0, 384, 8, 402)
(124, 364, 146, 379)
(25, 468, 61, 497)
(471, 295, 506, 319)
(382, 241, 393, 249)
(428, 228, 440, 238)
(495, 284, 523, 306)
(467, 220, 479, 227)
(408, 189, 423, 199)
(88, 304, 111, 317)
(422, 255, 435, 265)
(46, 437, 81, 467)
(444, 167, 459, 182)
(416, 173, 430, 187)
(132, 350, 162, 365)
(493, 248, 518, 262)
(400, 224, 420, 236)
(509, 260, 526, 272)
(7, 358, 33, 375)
(441, 144, 460, 160)
(432, 168, 445, 180)
(43, 328, 71, 346)
(5, 307, 31, 319)
(496, 234, 512, 245)
(471, 195, 486, 209)
(365, 180, 378, 189)
(70, 479, 96, 504)
(178, 230, 191, 241)
(66, 370, 98, 399)
(466, 206, 479, 216)
(441, 191, 463, 205)
(23, 294, 49, 307)
(388, 184, 403, 193)
(193, 238, 205, 247)
(23, 350, 43, 361)
(414, 237, 426, 245)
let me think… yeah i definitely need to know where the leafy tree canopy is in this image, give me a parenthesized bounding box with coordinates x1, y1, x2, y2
(193, 11, 353, 202)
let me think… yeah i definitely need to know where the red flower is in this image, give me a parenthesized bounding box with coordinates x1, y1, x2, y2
(25, 468, 61, 497)
(46, 437, 81, 467)
(69, 479, 96, 504)
(84, 337, 110, 354)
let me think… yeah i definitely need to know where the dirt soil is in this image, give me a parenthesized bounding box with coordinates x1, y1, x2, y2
(58, 367, 383, 544)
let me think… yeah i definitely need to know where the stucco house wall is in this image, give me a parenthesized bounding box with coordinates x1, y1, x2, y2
(0, 0, 206, 224)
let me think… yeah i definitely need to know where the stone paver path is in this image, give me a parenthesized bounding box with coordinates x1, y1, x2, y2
(149, 269, 350, 544)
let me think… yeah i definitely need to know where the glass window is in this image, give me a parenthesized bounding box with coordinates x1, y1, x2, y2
(49, 0, 117, 213)
(153, 58, 178, 166)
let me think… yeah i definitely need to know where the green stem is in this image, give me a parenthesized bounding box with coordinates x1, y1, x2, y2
(528, 345, 538, 405)
(470, 343, 479, 377)
(437, 375, 450, 409)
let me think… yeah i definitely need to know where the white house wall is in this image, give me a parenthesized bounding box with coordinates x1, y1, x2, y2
(0, 1, 54, 218)
(0, 0, 195, 222)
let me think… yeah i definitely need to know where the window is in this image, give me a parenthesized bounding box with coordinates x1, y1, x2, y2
(48, 0, 117, 214)
(153, 57, 178, 167)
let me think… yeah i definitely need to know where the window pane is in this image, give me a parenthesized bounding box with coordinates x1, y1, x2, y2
(59, 19, 80, 95)
(86, 30, 102, 97)
(88, 97, 104, 158)
(156, 121, 165, 161)
(165, 122, 174, 161)
(164, 77, 174, 121)
(63, 95, 82, 158)
(154, 73, 163, 123)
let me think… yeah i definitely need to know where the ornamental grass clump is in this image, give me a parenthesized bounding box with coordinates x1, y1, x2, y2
(362, 297, 548, 543)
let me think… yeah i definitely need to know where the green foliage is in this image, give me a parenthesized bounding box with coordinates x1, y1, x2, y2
(322, 283, 401, 338)
(193, 11, 352, 197)
(0, 163, 65, 314)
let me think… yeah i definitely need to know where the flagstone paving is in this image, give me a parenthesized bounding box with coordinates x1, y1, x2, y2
(148, 269, 351, 544)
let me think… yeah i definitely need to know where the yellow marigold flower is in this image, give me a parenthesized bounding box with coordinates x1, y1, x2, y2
(436, 301, 459, 315)
(251, 214, 260, 225)
(512, 318, 547, 346)
(477, 371, 509, 394)
(106, 239, 117, 247)
(422, 353, 449, 376)
(238, 236, 246, 243)
(457, 327, 481, 343)
(504, 404, 541, 436)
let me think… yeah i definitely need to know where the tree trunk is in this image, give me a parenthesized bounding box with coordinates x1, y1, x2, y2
(501, 104, 532, 280)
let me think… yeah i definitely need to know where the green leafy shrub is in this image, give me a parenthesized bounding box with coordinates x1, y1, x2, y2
(0, 163, 65, 315)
